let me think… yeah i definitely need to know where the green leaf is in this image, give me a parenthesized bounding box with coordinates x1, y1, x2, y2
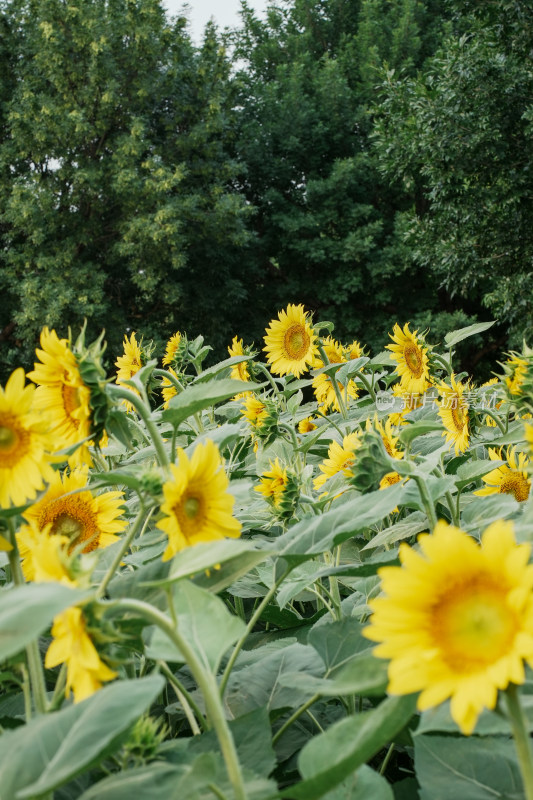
(320, 765, 394, 800)
(161, 379, 264, 427)
(398, 420, 444, 446)
(194, 354, 256, 382)
(145, 580, 246, 672)
(362, 512, 428, 551)
(279, 651, 389, 697)
(287, 694, 417, 799)
(143, 540, 265, 585)
(444, 321, 496, 348)
(461, 493, 520, 530)
(0, 583, 88, 662)
(308, 618, 371, 674)
(455, 458, 504, 489)
(414, 734, 522, 800)
(1, 676, 164, 799)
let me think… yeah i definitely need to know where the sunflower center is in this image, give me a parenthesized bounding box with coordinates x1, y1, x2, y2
(0, 417, 29, 467)
(500, 472, 531, 502)
(403, 344, 423, 378)
(174, 491, 206, 542)
(52, 513, 84, 540)
(42, 496, 99, 552)
(451, 401, 467, 431)
(284, 324, 310, 361)
(433, 582, 517, 672)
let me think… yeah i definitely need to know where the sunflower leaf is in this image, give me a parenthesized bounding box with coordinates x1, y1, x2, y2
(161, 379, 264, 427)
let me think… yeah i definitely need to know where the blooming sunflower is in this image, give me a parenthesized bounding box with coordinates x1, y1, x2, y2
(313, 337, 358, 413)
(22, 467, 126, 554)
(45, 606, 117, 703)
(505, 355, 528, 396)
(27, 328, 93, 468)
(298, 416, 318, 433)
(386, 323, 431, 394)
(344, 340, 365, 361)
(369, 415, 403, 460)
(228, 337, 251, 383)
(163, 332, 183, 367)
(16, 522, 74, 584)
(161, 367, 180, 409)
(314, 432, 361, 491)
(255, 458, 288, 508)
(364, 520, 533, 735)
(263, 304, 318, 378)
(474, 446, 531, 503)
(438, 374, 470, 454)
(0, 368, 57, 508)
(115, 332, 143, 412)
(157, 439, 241, 561)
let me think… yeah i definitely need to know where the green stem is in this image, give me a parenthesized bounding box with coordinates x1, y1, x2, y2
(379, 743, 395, 776)
(505, 684, 533, 800)
(7, 520, 48, 714)
(96, 505, 154, 599)
(413, 475, 438, 530)
(48, 663, 67, 712)
(279, 422, 300, 452)
(272, 694, 320, 745)
(317, 342, 348, 420)
(219, 572, 289, 697)
(355, 370, 377, 403)
(100, 598, 247, 800)
(254, 362, 282, 399)
(108, 385, 170, 472)
(444, 491, 460, 527)
(158, 660, 207, 735)
(314, 410, 346, 438)
(483, 408, 507, 434)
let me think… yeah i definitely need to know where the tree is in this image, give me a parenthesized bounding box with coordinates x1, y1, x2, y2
(0, 0, 253, 378)
(372, 0, 533, 345)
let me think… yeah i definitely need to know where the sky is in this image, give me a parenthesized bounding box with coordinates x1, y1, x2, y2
(162, 0, 269, 43)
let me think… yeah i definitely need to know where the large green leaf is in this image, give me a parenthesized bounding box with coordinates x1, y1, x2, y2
(145, 580, 246, 672)
(0, 583, 88, 661)
(414, 734, 522, 800)
(0, 676, 164, 799)
(286, 694, 417, 800)
(161, 379, 263, 427)
(455, 458, 504, 489)
(361, 512, 428, 551)
(460, 494, 520, 530)
(279, 651, 389, 698)
(444, 321, 496, 348)
(308, 618, 371, 675)
(320, 765, 394, 800)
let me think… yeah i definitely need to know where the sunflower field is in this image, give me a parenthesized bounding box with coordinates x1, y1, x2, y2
(3, 306, 533, 800)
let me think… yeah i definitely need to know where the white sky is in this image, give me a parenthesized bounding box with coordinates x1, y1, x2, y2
(163, 0, 269, 43)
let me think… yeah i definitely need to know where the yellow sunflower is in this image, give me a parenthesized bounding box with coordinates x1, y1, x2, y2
(314, 432, 361, 491)
(115, 332, 143, 412)
(21, 467, 126, 555)
(312, 336, 358, 413)
(298, 416, 318, 433)
(387, 383, 425, 427)
(157, 439, 241, 561)
(344, 340, 365, 361)
(438, 374, 470, 454)
(27, 328, 93, 468)
(45, 606, 117, 703)
(474, 446, 531, 502)
(505, 355, 528, 396)
(228, 337, 251, 383)
(162, 332, 183, 367)
(16, 522, 74, 584)
(367, 415, 403, 460)
(386, 323, 431, 394)
(364, 520, 533, 735)
(263, 304, 318, 378)
(0, 368, 57, 508)
(241, 395, 268, 429)
(255, 458, 288, 508)
(161, 366, 180, 409)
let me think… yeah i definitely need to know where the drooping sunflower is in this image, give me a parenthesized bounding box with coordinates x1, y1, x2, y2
(45, 606, 117, 703)
(505, 355, 528, 396)
(386, 323, 431, 395)
(368, 415, 403, 460)
(364, 520, 533, 735)
(115, 332, 143, 412)
(255, 458, 288, 508)
(438, 374, 470, 454)
(313, 337, 358, 413)
(0, 368, 57, 508)
(22, 467, 126, 554)
(27, 328, 93, 467)
(162, 332, 183, 367)
(228, 337, 251, 383)
(298, 416, 318, 433)
(314, 432, 361, 491)
(157, 439, 241, 561)
(16, 522, 74, 584)
(263, 304, 318, 378)
(475, 446, 531, 503)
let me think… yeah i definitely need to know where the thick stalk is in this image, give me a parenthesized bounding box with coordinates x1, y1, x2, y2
(316, 342, 348, 420)
(108, 385, 170, 472)
(412, 475, 438, 530)
(506, 684, 533, 800)
(100, 598, 247, 800)
(482, 408, 507, 434)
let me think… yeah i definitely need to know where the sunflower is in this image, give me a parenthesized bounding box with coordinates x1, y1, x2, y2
(0, 368, 57, 508)
(157, 439, 241, 561)
(115, 332, 143, 412)
(298, 416, 318, 433)
(255, 458, 289, 508)
(344, 340, 365, 361)
(263, 304, 318, 378)
(364, 520, 533, 735)
(438, 374, 470, 454)
(45, 606, 117, 703)
(386, 323, 431, 394)
(162, 332, 183, 367)
(474, 446, 531, 502)
(313, 337, 358, 413)
(161, 367, 180, 409)
(314, 432, 361, 491)
(16, 522, 74, 584)
(22, 467, 126, 555)
(368, 415, 403, 460)
(228, 337, 251, 383)
(505, 355, 528, 396)
(387, 383, 425, 427)
(27, 328, 93, 468)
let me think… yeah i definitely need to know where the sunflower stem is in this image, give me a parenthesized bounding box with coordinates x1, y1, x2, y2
(157, 660, 207, 734)
(6, 520, 48, 715)
(272, 694, 320, 745)
(254, 362, 283, 399)
(483, 408, 507, 434)
(505, 684, 533, 800)
(354, 369, 377, 403)
(107, 385, 170, 472)
(317, 341, 348, 419)
(100, 598, 247, 800)
(412, 475, 438, 530)
(96, 504, 154, 599)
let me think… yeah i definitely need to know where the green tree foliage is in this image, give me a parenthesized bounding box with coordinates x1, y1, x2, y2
(231, 0, 458, 352)
(372, 0, 533, 345)
(0, 0, 253, 377)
